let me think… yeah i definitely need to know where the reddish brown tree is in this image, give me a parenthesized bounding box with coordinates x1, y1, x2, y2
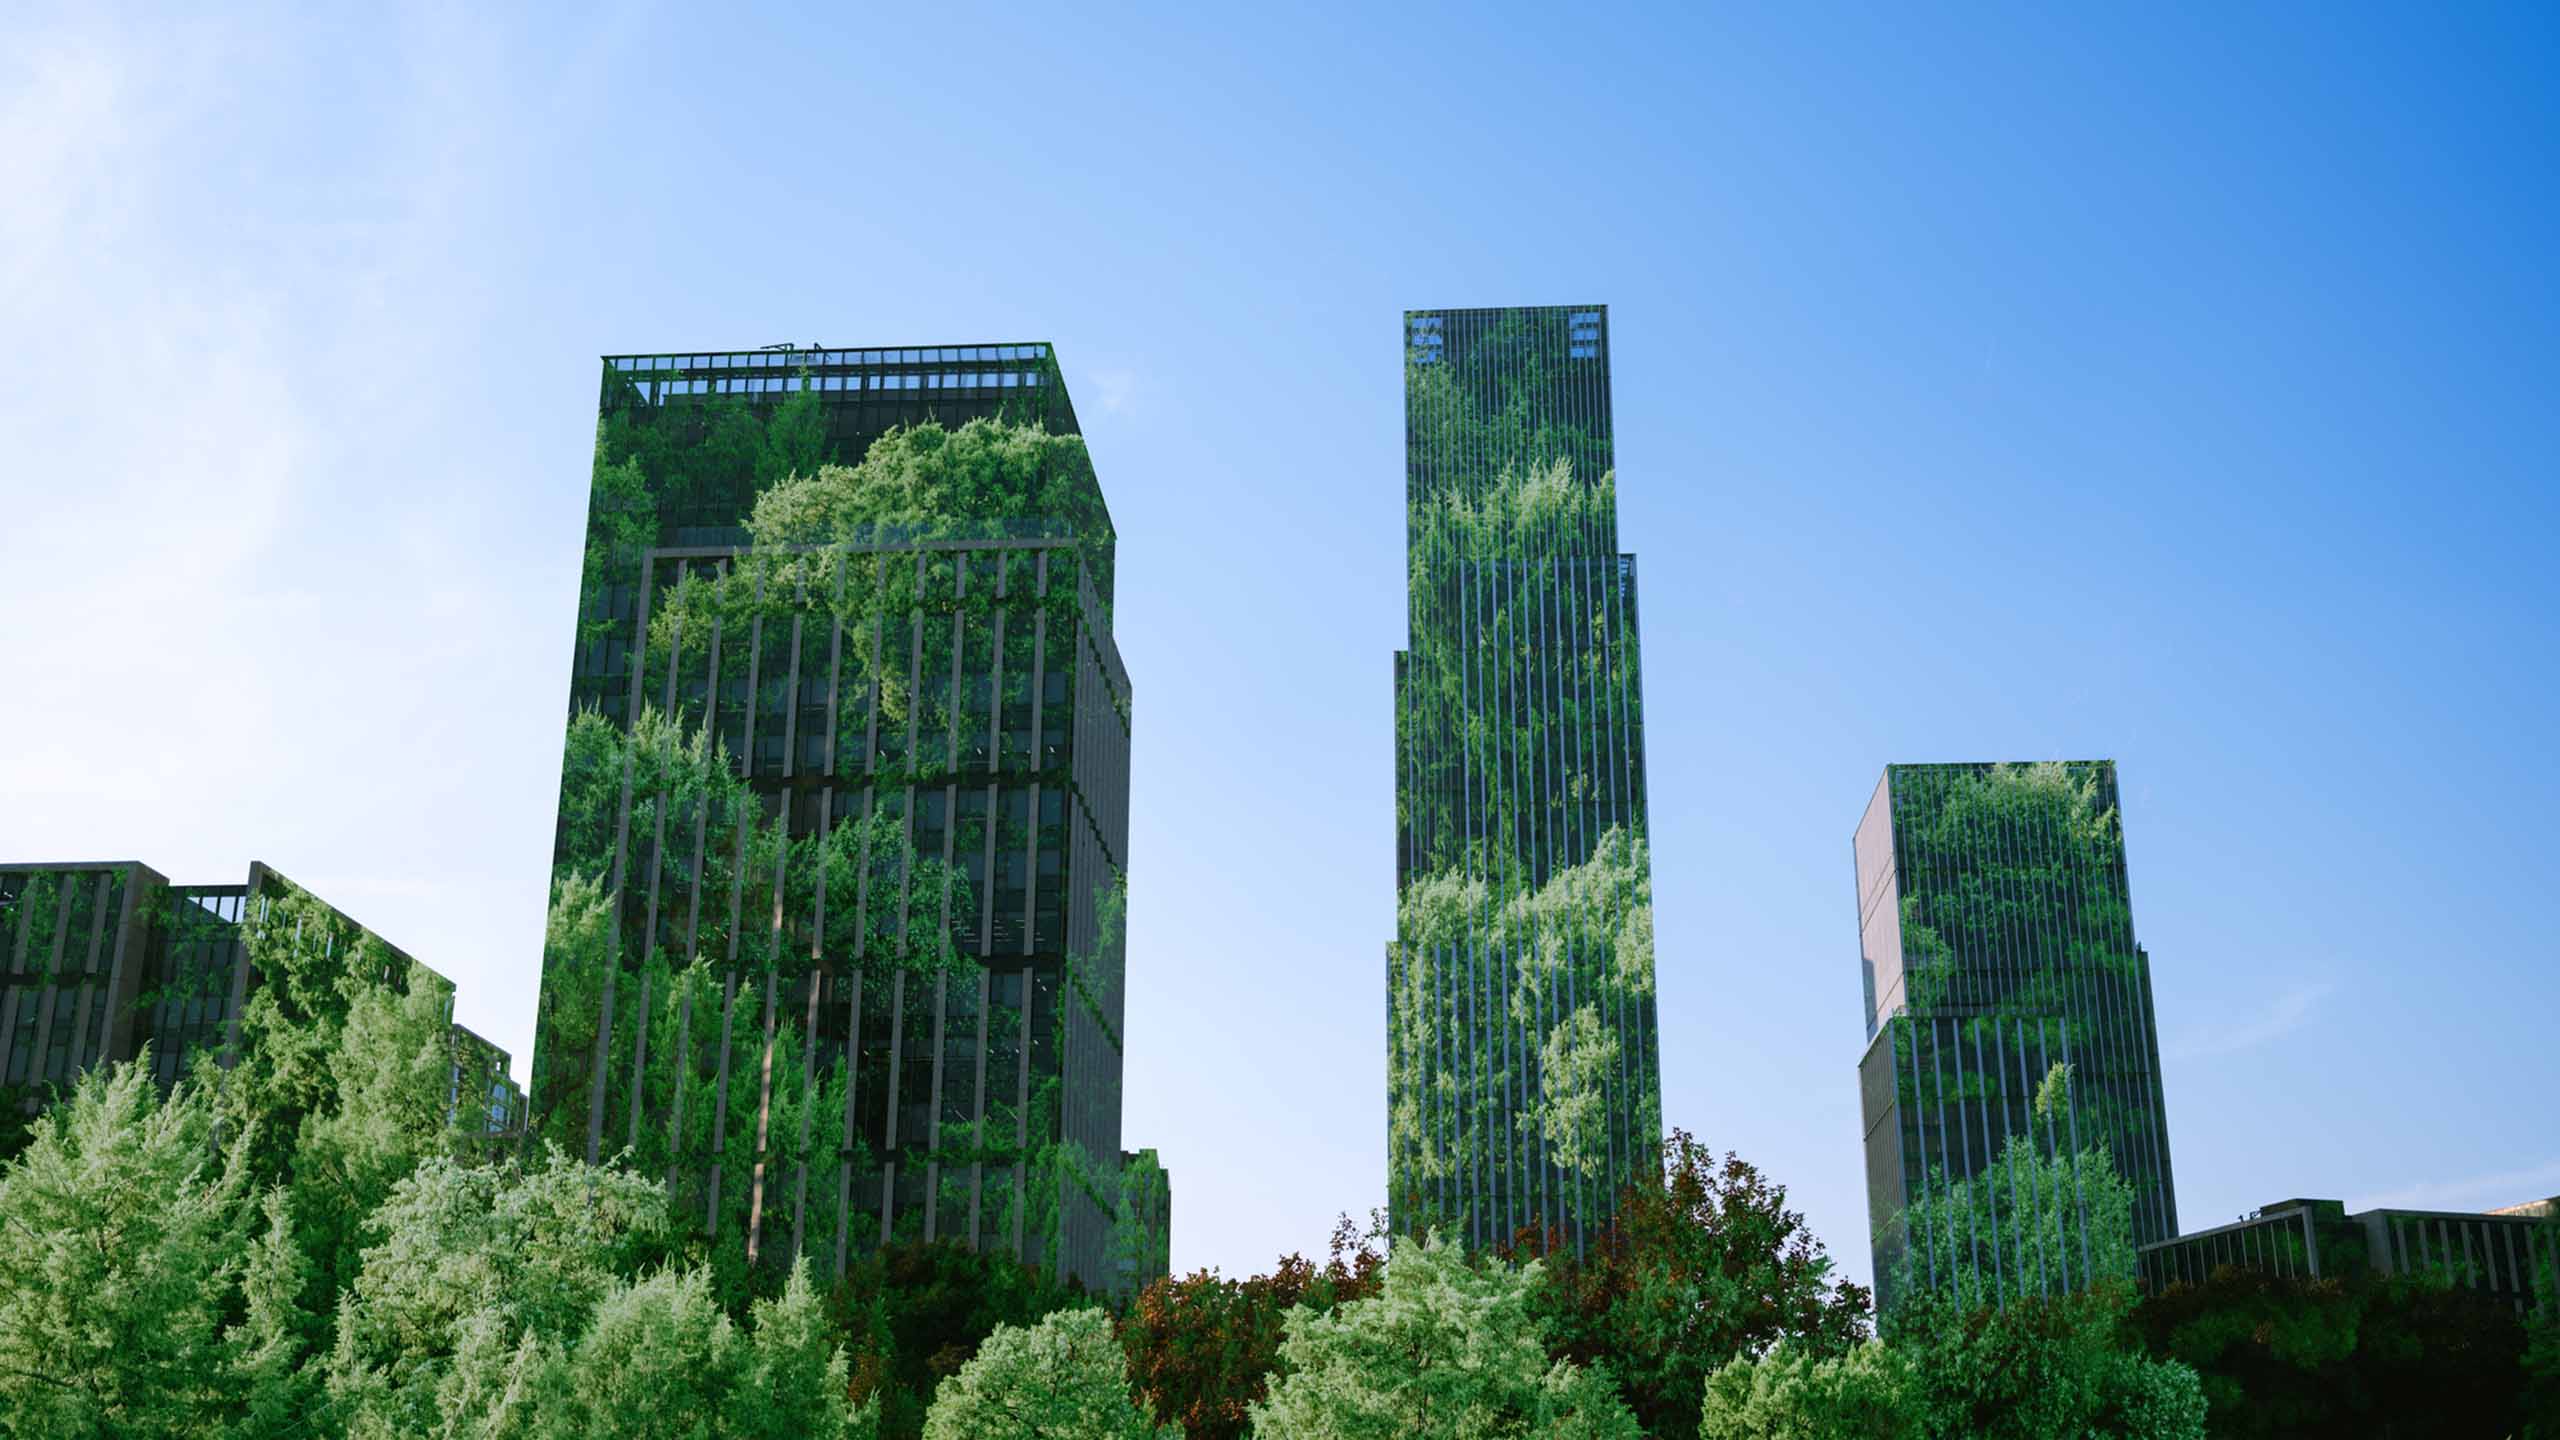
(1120, 1214, 1384, 1440)
(1516, 1129, 1873, 1439)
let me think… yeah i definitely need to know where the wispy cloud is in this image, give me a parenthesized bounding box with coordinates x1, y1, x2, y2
(2351, 1159, 2560, 1215)
(2166, 981, 2332, 1061)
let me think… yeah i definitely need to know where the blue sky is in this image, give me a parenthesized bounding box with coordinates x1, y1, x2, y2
(3, 2, 2554, 1290)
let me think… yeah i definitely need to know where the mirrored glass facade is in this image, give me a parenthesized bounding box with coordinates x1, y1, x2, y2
(1853, 761, 2179, 1303)
(1388, 306, 1661, 1254)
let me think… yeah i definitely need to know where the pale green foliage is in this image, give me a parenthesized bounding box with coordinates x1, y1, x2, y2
(0, 1056, 265, 1438)
(532, 1260, 869, 1440)
(1536, 1003, 1621, 1177)
(747, 417, 1106, 550)
(326, 1153, 871, 1438)
(1246, 1230, 1641, 1439)
(1391, 827, 1656, 1212)
(325, 1149, 675, 1435)
(1894, 1064, 2138, 1312)
(294, 960, 473, 1292)
(922, 1305, 1170, 1440)
(1698, 1341, 1919, 1440)
(231, 1187, 323, 1437)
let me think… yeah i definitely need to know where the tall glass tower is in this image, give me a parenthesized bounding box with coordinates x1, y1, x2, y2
(534, 344, 1164, 1294)
(1854, 760, 2178, 1304)
(1389, 306, 1661, 1253)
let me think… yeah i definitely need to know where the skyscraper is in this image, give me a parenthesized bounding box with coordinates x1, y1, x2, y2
(1388, 306, 1661, 1253)
(1854, 761, 2178, 1304)
(536, 344, 1161, 1293)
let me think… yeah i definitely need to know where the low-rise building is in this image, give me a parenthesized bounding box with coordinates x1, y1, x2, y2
(2, 860, 515, 1134)
(2140, 1195, 2558, 1313)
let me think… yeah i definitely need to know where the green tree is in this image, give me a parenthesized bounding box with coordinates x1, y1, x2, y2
(824, 1237, 1094, 1440)
(290, 960, 474, 1301)
(0, 1056, 261, 1438)
(1882, 1087, 2205, 1440)
(1884, 1284, 2204, 1439)
(1121, 1216, 1385, 1440)
(2131, 1264, 2528, 1439)
(1697, 1341, 1919, 1440)
(922, 1306, 1170, 1440)
(1246, 1230, 1641, 1439)
(1525, 1131, 1871, 1438)
(531, 1260, 873, 1440)
(323, 1149, 677, 1435)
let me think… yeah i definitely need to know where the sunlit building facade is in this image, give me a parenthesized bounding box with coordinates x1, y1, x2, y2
(536, 343, 1163, 1292)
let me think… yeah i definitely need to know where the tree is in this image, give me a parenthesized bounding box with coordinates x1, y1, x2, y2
(1698, 1341, 1919, 1440)
(291, 960, 474, 1302)
(1881, 1095, 2205, 1440)
(1523, 1131, 1871, 1438)
(826, 1238, 1094, 1440)
(323, 1148, 677, 1435)
(0, 1055, 261, 1438)
(2526, 1290, 2560, 1439)
(1246, 1230, 1641, 1439)
(922, 1307, 1171, 1440)
(532, 1260, 874, 1440)
(1121, 1216, 1384, 1440)
(1885, 1287, 2204, 1440)
(2131, 1264, 2527, 1439)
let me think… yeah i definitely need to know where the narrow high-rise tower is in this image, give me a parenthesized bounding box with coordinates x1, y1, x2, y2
(1388, 306, 1661, 1253)
(534, 344, 1163, 1293)
(1854, 761, 2178, 1304)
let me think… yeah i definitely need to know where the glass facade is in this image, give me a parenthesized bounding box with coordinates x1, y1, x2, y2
(2140, 1196, 2559, 1315)
(1853, 761, 2179, 1304)
(0, 861, 490, 1122)
(1388, 306, 1661, 1254)
(537, 342, 1160, 1293)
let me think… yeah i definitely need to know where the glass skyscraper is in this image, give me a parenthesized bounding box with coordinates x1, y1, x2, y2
(1388, 305, 1661, 1253)
(1854, 760, 2178, 1304)
(534, 344, 1162, 1293)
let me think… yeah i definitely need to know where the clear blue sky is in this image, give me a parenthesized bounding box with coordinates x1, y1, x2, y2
(4, 2, 2554, 1291)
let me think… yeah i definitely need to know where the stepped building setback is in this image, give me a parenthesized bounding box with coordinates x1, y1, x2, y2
(534, 342, 1165, 1293)
(1388, 305, 1662, 1253)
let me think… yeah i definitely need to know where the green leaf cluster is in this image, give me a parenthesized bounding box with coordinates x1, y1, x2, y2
(1247, 1230, 1643, 1439)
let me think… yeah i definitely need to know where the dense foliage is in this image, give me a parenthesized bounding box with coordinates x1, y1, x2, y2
(3, 1047, 2545, 1438)
(1874, 762, 2177, 1265)
(544, 389, 1148, 1294)
(2130, 1263, 2537, 1437)
(1248, 1230, 1643, 1438)
(921, 1307, 1169, 1440)
(1520, 1130, 1872, 1438)
(1120, 1217, 1386, 1439)
(828, 1236, 1095, 1438)
(1391, 312, 1659, 1253)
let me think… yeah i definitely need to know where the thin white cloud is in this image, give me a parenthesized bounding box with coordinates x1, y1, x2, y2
(2351, 1158, 2560, 1215)
(2166, 980, 2332, 1061)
